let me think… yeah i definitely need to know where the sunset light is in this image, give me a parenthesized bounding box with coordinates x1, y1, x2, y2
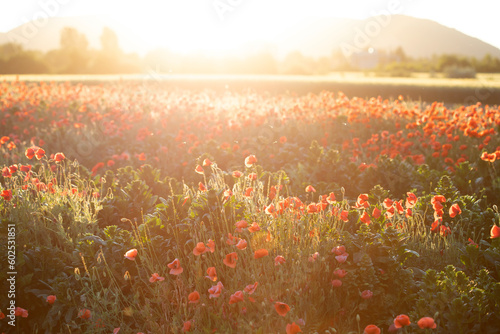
(1, 1, 500, 333)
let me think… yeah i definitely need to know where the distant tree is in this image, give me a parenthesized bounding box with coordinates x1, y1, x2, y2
(0, 51, 48, 74)
(0, 43, 24, 60)
(100, 27, 121, 57)
(58, 27, 90, 73)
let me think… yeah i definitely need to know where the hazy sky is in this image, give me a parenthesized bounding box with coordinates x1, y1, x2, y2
(1, 0, 497, 53)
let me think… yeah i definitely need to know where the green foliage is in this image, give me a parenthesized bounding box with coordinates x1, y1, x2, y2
(413, 265, 500, 334)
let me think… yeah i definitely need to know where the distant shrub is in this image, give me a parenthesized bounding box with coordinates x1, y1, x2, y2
(444, 65, 476, 78)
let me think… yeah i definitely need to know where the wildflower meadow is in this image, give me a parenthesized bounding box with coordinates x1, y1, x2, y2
(0, 80, 499, 333)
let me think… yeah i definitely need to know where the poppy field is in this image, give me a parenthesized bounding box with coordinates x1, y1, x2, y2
(0, 79, 500, 334)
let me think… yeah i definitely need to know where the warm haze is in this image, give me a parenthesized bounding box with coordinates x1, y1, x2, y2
(0, 0, 498, 56)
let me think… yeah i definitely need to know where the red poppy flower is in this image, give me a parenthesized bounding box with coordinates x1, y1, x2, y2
(248, 222, 260, 233)
(395, 201, 404, 214)
(226, 233, 237, 245)
(205, 267, 217, 281)
(326, 192, 336, 204)
(280, 136, 287, 144)
(78, 308, 91, 320)
(14, 307, 28, 318)
(1, 189, 12, 201)
(363, 325, 380, 334)
(244, 282, 258, 294)
(232, 170, 243, 178)
(229, 291, 244, 304)
(274, 302, 290, 316)
(383, 198, 393, 208)
(203, 158, 212, 166)
(361, 290, 373, 299)
(149, 273, 165, 283)
(20, 164, 31, 172)
(305, 185, 316, 192)
(254, 249, 269, 259)
(245, 155, 257, 167)
(394, 314, 411, 328)
(335, 253, 349, 264)
(491, 225, 500, 239)
(54, 152, 66, 162)
(331, 279, 342, 287)
(440, 225, 451, 237)
(334, 268, 347, 278)
(372, 207, 381, 219)
(275, 255, 286, 266)
(124, 249, 137, 260)
(193, 242, 208, 256)
(417, 317, 437, 329)
(208, 281, 224, 298)
(340, 210, 349, 222)
(449, 203, 461, 218)
(207, 239, 215, 253)
(34, 148, 45, 160)
(167, 258, 183, 275)
(46, 295, 56, 304)
(0, 136, 9, 144)
(195, 165, 204, 174)
(236, 239, 248, 250)
(199, 182, 207, 191)
(235, 220, 248, 232)
(481, 151, 496, 162)
(332, 245, 346, 255)
(248, 172, 257, 181)
(286, 322, 302, 334)
(360, 211, 371, 225)
(25, 147, 35, 160)
(183, 320, 192, 332)
(244, 187, 254, 197)
(0, 311, 5, 319)
(223, 252, 238, 268)
(188, 291, 200, 304)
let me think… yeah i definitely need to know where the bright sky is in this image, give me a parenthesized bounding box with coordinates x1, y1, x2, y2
(1, 0, 498, 54)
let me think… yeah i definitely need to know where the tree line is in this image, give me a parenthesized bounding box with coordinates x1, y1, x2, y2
(1, 27, 500, 76)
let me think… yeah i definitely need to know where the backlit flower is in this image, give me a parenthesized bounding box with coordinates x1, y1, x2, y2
(236, 239, 248, 250)
(205, 267, 217, 281)
(244, 282, 258, 294)
(229, 291, 244, 304)
(245, 155, 257, 167)
(54, 152, 66, 162)
(449, 203, 461, 218)
(188, 291, 200, 304)
(363, 325, 380, 334)
(78, 308, 91, 320)
(331, 279, 342, 287)
(417, 317, 437, 329)
(274, 302, 290, 316)
(167, 258, 183, 275)
(275, 255, 286, 266)
(254, 249, 269, 259)
(208, 281, 224, 298)
(361, 290, 373, 299)
(193, 242, 208, 256)
(223, 252, 238, 268)
(491, 225, 500, 239)
(149, 273, 165, 283)
(124, 249, 137, 261)
(286, 322, 302, 334)
(394, 314, 411, 328)
(46, 295, 56, 304)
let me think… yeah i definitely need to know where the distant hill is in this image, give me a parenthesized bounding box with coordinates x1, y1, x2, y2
(1, 15, 499, 60)
(276, 15, 500, 59)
